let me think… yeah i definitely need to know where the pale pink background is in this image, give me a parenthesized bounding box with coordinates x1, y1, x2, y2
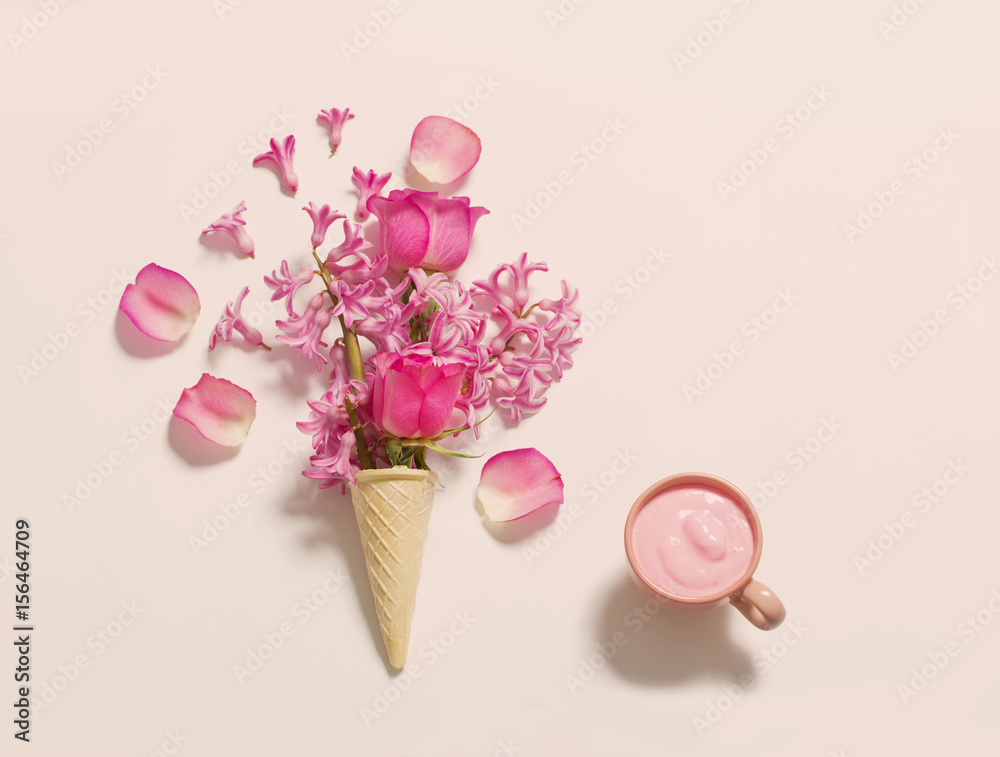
(4, 1, 1000, 755)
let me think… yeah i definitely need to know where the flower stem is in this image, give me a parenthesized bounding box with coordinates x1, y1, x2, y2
(344, 396, 373, 470)
(311, 248, 374, 470)
(341, 317, 365, 381)
(414, 446, 428, 470)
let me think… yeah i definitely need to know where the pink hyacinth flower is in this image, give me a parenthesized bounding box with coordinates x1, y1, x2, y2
(350, 167, 391, 221)
(327, 249, 387, 288)
(119, 263, 201, 342)
(328, 278, 375, 329)
(410, 116, 482, 184)
(275, 292, 332, 371)
(326, 219, 373, 264)
(173, 374, 257, 447)
(538, 280, 582, 326)
(303, 202, 346, 249)
(473, 253, 548, 315)
(209, 286, 270, 351)
(253, 135, 299, 193)
(477, 448, 564, 522)
(264, 260, 315, 316)
(316, 107, 354, 155)
(201, 201, 255, 258)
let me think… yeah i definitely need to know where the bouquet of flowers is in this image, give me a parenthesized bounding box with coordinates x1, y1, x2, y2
(119, 110, 581, 667)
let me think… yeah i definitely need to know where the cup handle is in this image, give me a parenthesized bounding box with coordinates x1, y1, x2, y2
(730, 579, 785, 630)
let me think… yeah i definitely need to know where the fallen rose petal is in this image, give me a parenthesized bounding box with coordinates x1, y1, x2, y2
(477, 448, 563, 522)
(410, 116, 482, 184)
(119, 263, 201, 341)
(173, 374, 256, 446)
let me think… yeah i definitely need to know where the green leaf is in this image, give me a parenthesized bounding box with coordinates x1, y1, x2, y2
(386, 438, 403, 466)
(414, 447, 430, 471)
(422, 439, 483, 459)
(434, 409, 497, 439)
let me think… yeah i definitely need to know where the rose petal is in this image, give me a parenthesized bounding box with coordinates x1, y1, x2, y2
(119, 263, 201, 341)
(367, 191, 430, 272)
(379, 368, 424, 439)
(173, 374, 256, 447)
(406, 191, 476, 273)
(416, 363, 466, 437)
(410, 116, 482, 184)
(477, 448, 564, 522)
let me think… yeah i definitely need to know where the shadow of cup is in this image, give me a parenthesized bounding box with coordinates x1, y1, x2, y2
(597, 575, 755, 687)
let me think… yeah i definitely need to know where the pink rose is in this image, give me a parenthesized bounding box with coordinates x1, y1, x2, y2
(366, 189, 489, 274)
(371, 353, 466, 439)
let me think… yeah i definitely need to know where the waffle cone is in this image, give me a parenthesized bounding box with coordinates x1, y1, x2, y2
(350, 467, 439, 668)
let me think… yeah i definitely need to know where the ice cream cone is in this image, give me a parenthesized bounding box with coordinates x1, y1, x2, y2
(350, 467, 439, 668)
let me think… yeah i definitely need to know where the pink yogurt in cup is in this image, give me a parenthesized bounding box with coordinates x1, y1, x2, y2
(625, 473, 785, 630)
(630, 484, 754, 599)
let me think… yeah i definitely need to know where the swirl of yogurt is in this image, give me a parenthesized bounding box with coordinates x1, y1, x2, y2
(632, 485, 754, 597)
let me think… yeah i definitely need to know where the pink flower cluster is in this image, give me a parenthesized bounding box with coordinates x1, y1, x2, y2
(121, 104, 581, 487)
(472, 255, 582, 421)
(291, 227, 581, 489)
(266, 189, 580, 489)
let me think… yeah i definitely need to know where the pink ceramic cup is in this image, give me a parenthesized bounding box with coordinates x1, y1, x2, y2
(624, 472, 785, 630)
